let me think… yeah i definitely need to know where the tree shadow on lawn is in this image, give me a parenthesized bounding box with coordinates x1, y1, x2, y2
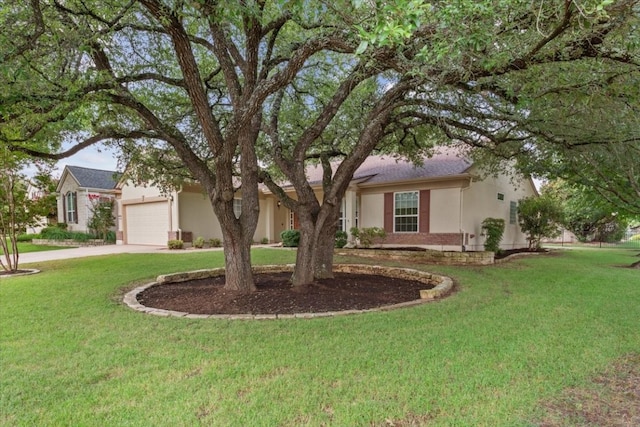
(535, 353, 640, 426)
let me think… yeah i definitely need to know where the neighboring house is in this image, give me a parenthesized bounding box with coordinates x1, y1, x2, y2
(116, 148, 537, 251)
(56, 166, 120, 233)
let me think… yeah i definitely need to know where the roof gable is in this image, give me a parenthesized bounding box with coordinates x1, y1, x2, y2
(59, 166, 120, 191)
(300, 148, 472, 187)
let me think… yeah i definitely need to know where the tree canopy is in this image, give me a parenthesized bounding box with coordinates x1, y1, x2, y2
(2, 0, 639, 289)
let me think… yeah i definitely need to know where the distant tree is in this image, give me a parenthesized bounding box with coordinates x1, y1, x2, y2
(543, 180, 630, 243)
(518, 196, 564, 250)
(0, 151, 54, 273)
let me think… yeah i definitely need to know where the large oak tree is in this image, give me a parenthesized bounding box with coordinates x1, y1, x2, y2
(2, 0, 639, 289)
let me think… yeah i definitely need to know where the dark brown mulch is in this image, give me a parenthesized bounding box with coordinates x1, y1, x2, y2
(138, 272, 433, 315)
(0, 270, 32, 276)
(494, 247, 548, 260)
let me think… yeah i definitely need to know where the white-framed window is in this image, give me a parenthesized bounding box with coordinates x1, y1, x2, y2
(338, 199, 346, 231)
(233, 198, 242, 219)
(65, 192, 78, 223)
(394, 191, 418, 232)
(509, 201, 517, 224)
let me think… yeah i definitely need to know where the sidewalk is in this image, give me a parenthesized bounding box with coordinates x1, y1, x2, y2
(19, 244, 167, 264)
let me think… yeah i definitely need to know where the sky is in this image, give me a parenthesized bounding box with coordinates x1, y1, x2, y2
(23, 142, 120, 179)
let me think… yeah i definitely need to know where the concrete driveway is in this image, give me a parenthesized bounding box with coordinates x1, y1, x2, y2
(19, 244, 167, 264)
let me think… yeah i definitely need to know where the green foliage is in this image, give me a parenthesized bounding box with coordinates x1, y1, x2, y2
(16, 233, 35, 242)
(87, 199, 116, 241)
(167, 239, 184, 250)
(40, 227, 70, 240)
(105, 231, 116, 244)
(630, 234, 640, 242)
(260, 237, 269, 245)
(350, 227, 386, 248)
(335, 230, 348, 248)
(543, 180, 630, 243)
(193, 236, 205, 249)
(280, 229, 300, 247)
(481, 218, 505, 253)
(56, 223, 68, 230)
(208, 238, 222, 248)
(518, 196, 564, 250)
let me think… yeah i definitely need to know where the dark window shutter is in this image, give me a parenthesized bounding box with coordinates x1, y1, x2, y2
(419, 190, 430, 233)
(73, 192, 78, 223)
(62, 193, 67, 223)
(384, 192, 393, 232)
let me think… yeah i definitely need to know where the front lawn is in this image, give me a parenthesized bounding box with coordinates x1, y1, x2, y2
(1, 248, 638, 426)
(3, 242, 72, 254)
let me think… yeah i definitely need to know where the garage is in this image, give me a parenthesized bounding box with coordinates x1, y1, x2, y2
(125, 201, 169, 245)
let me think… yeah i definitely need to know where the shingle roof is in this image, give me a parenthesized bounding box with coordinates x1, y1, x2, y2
(66, 166, 120, 190)
(301, 148, 472, 187)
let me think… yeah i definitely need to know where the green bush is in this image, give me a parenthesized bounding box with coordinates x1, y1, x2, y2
(40, 227, 70, 240)
(168, 239, 184, 250)
(69, 232, 94, 242)
(16, 234, 35, 242)
(193, 236, 205, 249)
(335, 230, 348, 248)
(280, 229, 300, 247)
(630, 234, 640, 241)
(350, 227, 386, 248)
(105, 231, 116, 243)
(209, 238, 222, 247)
(56, 223, 68, 230)
(260, 237, 269, 245)
(481, 218, 505, 253)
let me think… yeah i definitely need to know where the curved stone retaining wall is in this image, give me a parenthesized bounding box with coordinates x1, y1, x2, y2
(124, 264, 454, 319)
(335, 248, 494, 265)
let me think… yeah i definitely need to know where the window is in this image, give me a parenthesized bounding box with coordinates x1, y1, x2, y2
(509, 201, 517, 224)
(233, 198, 242, 219)
(65, 192, 77, 223)
(497, 192, 505, 201)
(338, 199, 346, 231)
(394, 191, 418, 232)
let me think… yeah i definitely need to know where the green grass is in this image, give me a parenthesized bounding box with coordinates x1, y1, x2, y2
(14, 242, 72, 254)
(1, 248, 639, 426)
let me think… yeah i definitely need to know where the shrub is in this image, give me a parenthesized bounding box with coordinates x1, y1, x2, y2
(16, 234, 35, 242)
(260, 237, 269, 245)
(481, 218, 505, 253)
(168, 239, 184, 250)
(194, 236, 205, 249)
(630, 234, 640, 241)
(40, 226, 70, 240)
(280, 229, 300, 247)
(209, 238, 222, 247)
(350, 227, 386, 248)
(105, 231, 116, 243)
(335, 230, 348, 248)
(69, 232, 95, 242)
(56, 223, 68, 230)
(518, 195, 563, 250)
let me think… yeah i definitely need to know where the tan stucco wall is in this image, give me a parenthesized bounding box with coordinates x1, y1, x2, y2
(461, 168, 537, 250)
(178, 190, 221, 240)
(430, 188, 462, 233)
(359, 193, 384, 228)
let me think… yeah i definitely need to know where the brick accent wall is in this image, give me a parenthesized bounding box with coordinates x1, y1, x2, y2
(384, 232, 463, 246)
(167, 231, 193, 243)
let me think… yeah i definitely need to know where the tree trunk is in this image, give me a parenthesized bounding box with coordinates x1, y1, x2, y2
(291, 213, 316, 286)
(222, 234, 256, 292)
(290, 203, 340, 286)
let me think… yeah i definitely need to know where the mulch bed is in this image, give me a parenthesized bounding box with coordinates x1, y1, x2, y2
(138, 272, 433, 315)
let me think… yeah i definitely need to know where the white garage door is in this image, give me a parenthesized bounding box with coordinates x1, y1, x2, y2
(125, 202, 169, 245)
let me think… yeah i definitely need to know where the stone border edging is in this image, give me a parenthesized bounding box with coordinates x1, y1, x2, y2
(123, 264, 454, 320)
(0, 269, 40, 279)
